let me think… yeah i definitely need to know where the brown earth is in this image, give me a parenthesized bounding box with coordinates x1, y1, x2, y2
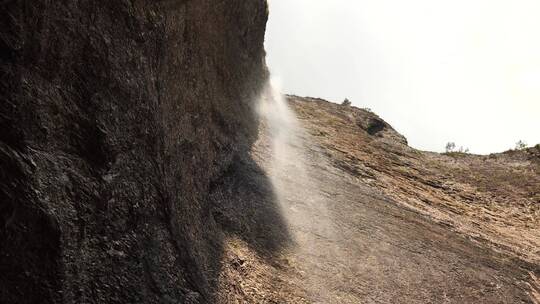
(214, 95, 540, 303)
(289, 96, 540, 267)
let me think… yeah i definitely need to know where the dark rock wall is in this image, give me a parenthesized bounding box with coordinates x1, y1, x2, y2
(0, 1, 269, 303)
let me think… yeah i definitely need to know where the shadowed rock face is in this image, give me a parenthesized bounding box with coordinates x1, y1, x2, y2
(0, 1, 278, 303)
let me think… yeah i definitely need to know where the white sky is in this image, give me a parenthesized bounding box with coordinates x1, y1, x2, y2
(265, 0, 540, 154)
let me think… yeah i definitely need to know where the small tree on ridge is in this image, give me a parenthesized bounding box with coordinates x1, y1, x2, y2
(515, 140, 528, 150)
(445, 142, 456, 153)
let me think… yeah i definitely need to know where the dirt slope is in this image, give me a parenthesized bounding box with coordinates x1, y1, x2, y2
(215, 94, 539, 303)
(289, 95, 540, 266)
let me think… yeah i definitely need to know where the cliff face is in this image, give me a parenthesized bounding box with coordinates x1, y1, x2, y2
(0, 1, 269, 303)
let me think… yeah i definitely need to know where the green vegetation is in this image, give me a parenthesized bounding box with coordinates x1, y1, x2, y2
(515, 140, 528, 150)
(445, 142, 469, 154)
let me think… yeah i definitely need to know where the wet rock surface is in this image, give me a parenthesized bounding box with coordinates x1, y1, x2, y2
(1, 1, 270, 303)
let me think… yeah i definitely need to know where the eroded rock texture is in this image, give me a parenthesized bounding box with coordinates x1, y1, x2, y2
(0, 1, 270, 303)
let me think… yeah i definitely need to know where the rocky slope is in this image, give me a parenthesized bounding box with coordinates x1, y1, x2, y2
(289, 96, 540, 266)
(1, 1, 270, 303)
(212, 94, 539, 303)
(2, 2, 539, 304)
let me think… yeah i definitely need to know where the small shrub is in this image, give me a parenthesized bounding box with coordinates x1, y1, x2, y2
(445, 142, 469, 155)
(445, 142, 456, 153)
(515, 140, 528, 150)
(342, 98, 351, 106)
(457, 146, 469, 153)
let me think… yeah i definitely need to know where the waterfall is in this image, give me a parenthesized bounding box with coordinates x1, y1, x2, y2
(256, 78, 337, 303)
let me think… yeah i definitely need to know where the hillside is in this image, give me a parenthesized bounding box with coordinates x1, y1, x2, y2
(289, 95, 540, 266)
(2, 2, 539, 303)
(205, 94, 540, 303)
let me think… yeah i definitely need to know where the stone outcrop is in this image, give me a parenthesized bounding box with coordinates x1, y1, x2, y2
(0, 1, 269, 303)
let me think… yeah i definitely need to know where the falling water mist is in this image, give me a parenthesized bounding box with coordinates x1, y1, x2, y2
(256, 79, 340, 302)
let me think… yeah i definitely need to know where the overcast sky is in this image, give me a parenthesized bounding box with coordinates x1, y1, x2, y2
(265, 0, 540, 154)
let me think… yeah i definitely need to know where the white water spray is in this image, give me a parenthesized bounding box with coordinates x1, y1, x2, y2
(256, 79, 340, 302)
(256, 79, 304, 187)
